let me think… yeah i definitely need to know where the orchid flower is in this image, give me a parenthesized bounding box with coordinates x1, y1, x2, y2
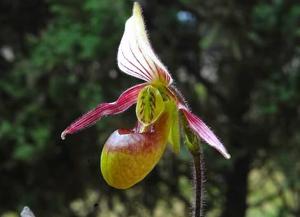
(61, 2, 230, 189)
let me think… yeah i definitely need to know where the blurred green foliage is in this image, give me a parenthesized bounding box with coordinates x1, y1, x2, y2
(0, 0, 299, 217)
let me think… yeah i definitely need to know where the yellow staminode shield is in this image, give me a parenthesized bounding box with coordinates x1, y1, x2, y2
(136, 85, 165, 126)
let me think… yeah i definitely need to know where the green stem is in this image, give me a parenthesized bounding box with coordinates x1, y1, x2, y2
(192, 146, 204, 217)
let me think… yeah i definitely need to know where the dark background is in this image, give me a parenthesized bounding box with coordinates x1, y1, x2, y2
(0, 0, 300, 216)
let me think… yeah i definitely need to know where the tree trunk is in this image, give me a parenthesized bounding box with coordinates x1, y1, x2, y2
(221, 154, 251, 217)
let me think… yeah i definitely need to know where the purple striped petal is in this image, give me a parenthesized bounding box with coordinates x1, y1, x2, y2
(61, 83, 147, 140)
(179, 104, 231, 159)
(117, 2, 173, 85)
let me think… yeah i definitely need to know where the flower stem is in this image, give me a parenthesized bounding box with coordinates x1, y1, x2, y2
(192, 146, 204, 217)
(181, 114, 204, 217)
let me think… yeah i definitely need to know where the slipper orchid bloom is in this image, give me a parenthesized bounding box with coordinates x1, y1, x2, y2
(61, 2, 230, 189)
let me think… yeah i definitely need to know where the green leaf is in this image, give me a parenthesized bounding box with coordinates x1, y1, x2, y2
(13, 144, 35, 161)
(136, 85, 165, 126)
(200, 24, 219, 49)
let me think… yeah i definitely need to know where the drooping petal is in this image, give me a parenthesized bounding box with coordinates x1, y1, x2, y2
(117, 2, 173, 85)
(179, 104, 231, 159)
(61, 83, 146, 140)
(101, 111, 171, 189)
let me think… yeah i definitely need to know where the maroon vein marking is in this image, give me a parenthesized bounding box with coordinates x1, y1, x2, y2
(119, 61, 149, 81)
(152, 61, 163, 81)
(136, 42, 158, 79)
(134, 35, 168, 83)
(128, 42, 153, 81)
(135, 38, 157, 79)
(121, 48, 151, 81)
(121, 49, 150, 81)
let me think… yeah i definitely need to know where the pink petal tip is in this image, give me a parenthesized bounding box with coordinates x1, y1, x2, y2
(61, 130, 67, 140)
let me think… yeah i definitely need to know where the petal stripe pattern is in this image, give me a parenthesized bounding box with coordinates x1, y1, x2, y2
(61, 83, 147, 139)
(117, 2, 173, 85)
(179, 105, 231, 159)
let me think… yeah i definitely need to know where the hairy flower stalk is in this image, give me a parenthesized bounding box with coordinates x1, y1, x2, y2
(193, 147, 204, 217)
(184, 121, 204, 217)
(61, 2, 230, 216)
